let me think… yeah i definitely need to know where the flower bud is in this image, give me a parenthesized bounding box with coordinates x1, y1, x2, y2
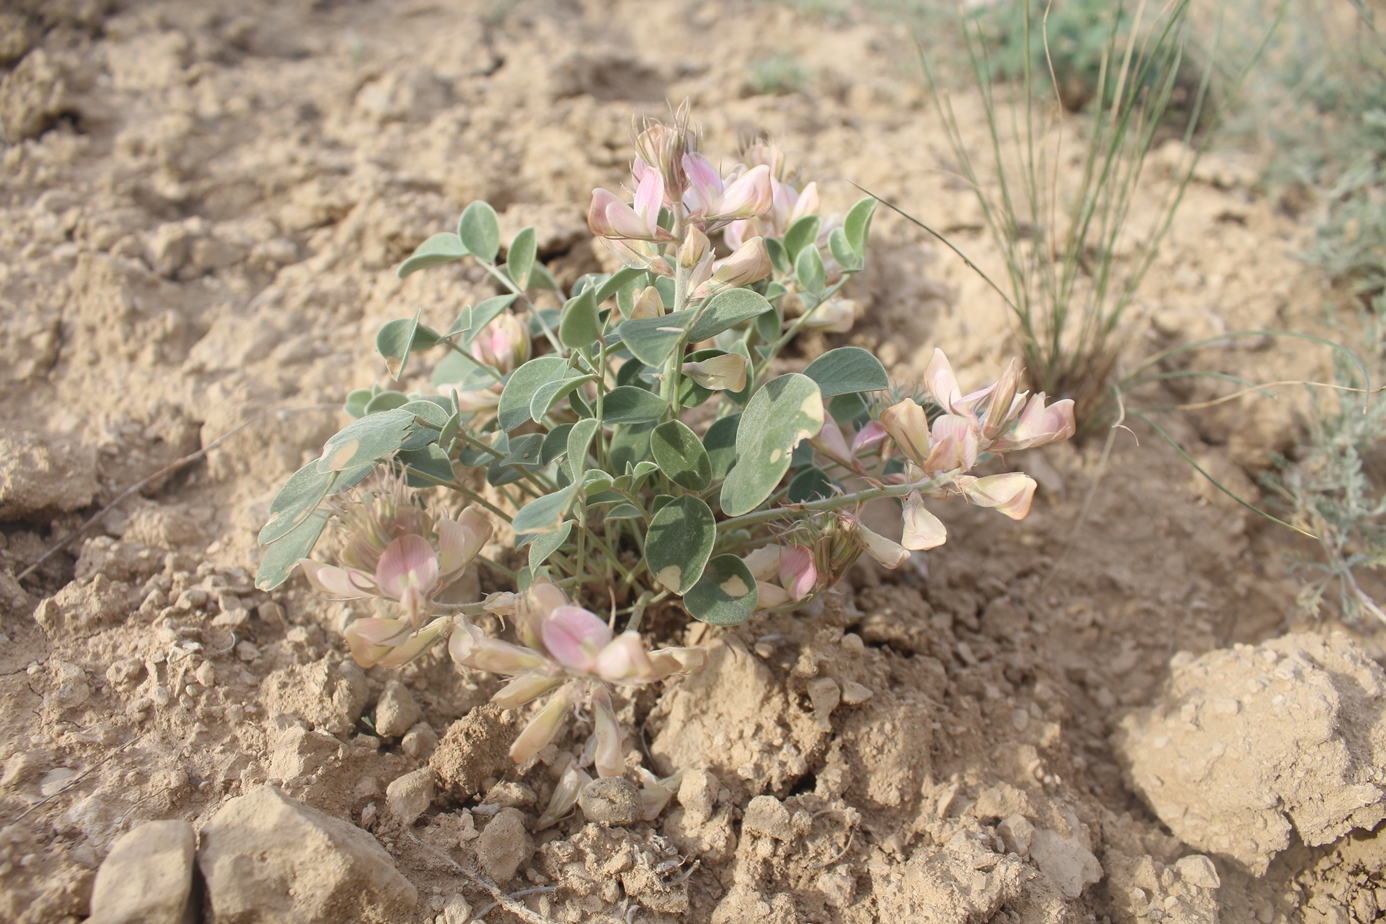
(993, 394, 1076, 451)
(778, 544, 817, 601)
(491, 671, 566, 709)
(590, 685, 624, 779)
(628, 285, 664, 320)
(923, 349, 964, 414)
(901, 491, 947, 551)
(537, 763, 591, 830)
(693, 237, 772, 298)
(711, 164, 773, 220)
(959, 472, 1037, 520)
(880, 400, 932, 470)
(683, 354, 747, 392)
(679, 226, 710, 269)
(981, 358, 1024, 440)
(510, 685, 573, 766)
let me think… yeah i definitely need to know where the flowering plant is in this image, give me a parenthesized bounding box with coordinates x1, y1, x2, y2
(253, 109, 1073, 804)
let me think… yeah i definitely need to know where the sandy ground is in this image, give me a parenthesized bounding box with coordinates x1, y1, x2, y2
(2, 1, 1384, 922)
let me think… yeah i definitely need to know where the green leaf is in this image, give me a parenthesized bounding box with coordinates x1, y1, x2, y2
(720, 374, 824, 516)
(507, 227, 537, 290)
(255, 512, 328, 591)
(258, 460, 336, 545)
(398, 232, 467, 279)
(529, 373, 594, 423)
(594, 266, 647, 304)
(608, 423, 653, 475)
(512, 484, 578, 536)
(783, 215, 821, 262)
(344, 388, 374, 419)
(376, 310, 441, 379)
(603, 503, 642, 520)
(703, 414, 741, 481)
(399, 400, 454, 450)
(528, 520, 572, 571)
(617, 310, 694, 367)
(319, 408, 416, 473)
(787, 466, 837, 503)
(501, 432, 545, 467)
(795, 245, 826, 296)
(400, 444, 456, 487)
(566, 417, 600, 480)
(364, 391, 410, 415)
(844, 197, 878, 256)
(684, 554, 758, 626)
(498, 356, 568, 431)
(651, 420, 712, 491)
(559, 287, 602, 350)
(688, 289, 775, 342)
(803, 346, 889, 397)
(602, 386, 667, 425)
(645, 496, 716, 594)
(432, 354, 497, 392)
(458, 201, 501, 262)
(765, 236, 791, 275)
(541, 424, 574, 466)
(581, 470, 614, 496)
(829, 391, 869, 424)
(828, 227, 857, 270)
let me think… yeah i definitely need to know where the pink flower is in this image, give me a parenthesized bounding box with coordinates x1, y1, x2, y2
(343, 615, 451, 669)
(587, 169, 677, 243)
(991, 394, 1076, 451)
(682, 354, 748, 392)
(901, 492, 947, 550)
(956, 472, 1037, 520)
(691, 236, 773, 299)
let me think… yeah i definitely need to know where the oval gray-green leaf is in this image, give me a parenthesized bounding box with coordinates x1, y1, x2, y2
(559, 287, 601, 350)
(399, 400, 454, 450)
(512, 483, 578, 536)
(802, 346, 889, 397)
(617, 309, 694, 367)
(703, 414, 740, 481)
(258, 460, 336, 545)
(795, 245, 826, 296)
(602, 386, 666, 425)
(566, 417, 600, 480)
(844, 196, 878, 256)
(684, 554, 758, 626)
(529, 373, 594, 423)
(397, 232, 467, 279)
(498, 356, 568, 432)
(528, 520, 573, 571)
(376, 309, 431, 379)
(719, 374, 824, 516)
(319, 408, 416, 473)
(508, 227, 537, 290)
(782, 214, 821, 262)
(645, 496, 716, 595)
(363, 390, 410, 415)
(458, 201, 500, 262)
(687, 289, 775, 342)
(255, 512, 328, 591)
(650, 420, 711, 491)
(594, 266, 647, 304)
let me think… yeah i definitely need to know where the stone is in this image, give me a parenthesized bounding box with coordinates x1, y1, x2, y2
(0, 432, 98, 522)
(1116, 632, 1386, 874)
(577, 777, 643, 826)
(474, 807, 533, 883)
(198, 785, 416, 923)
(676, 768, 719, 828)
(440, 893, 472, 924)
(373, 680, 422, 738)
(259, 660, 368, 737)
(266, 725, 344, 782)
(87, 819, 196, 924)
(385, 767, 434, 827)
(1029, 827, 1104, 900)
(400, 722, 437, 759)
(1174, 855, 1221, 890)
(742, 795, 794, 842)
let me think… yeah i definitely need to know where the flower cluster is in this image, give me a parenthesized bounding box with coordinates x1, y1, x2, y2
(450, 583, 707, 779)
(880, 349, 1076, 551)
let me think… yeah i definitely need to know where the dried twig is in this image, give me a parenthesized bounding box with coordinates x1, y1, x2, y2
(16, 404, 338, 582)
(403, 831, 561, 924)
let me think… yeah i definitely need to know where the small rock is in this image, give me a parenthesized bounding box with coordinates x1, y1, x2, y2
(1174, 854, 1221, 890)
(998, 814, 1034, 858)
(578, 777, 643, 826)
(806, 677, 840, 730)
(87, 819, 196, 924)
(840, 680, 874, 704)
(267, 725, 344, 782)
(474, 807, 533, 883)
(400, 722, 438, 760)
(385, 767, 434, 827)
(742, 795, 795, 842)
(676, 768, 719, 828)
(374, 680, 422, 738)
(440, 893, 473, 924)
(1030, 827, 1104, 900)
(0, 432, 98, 521)
(198, 785, 416, 923)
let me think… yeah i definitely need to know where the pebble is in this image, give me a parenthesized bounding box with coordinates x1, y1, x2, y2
(578, 776, 643, 826)
(199, 786, 417, 922)
(840, 681, 874, 704)
(374, 680, 423, 738)
(87, 820, 196, 924)
(742, 795, 794, 842)
(401, 722, 438, 759)
(474, 807, 533, 882)
(385, 767, 435, 827)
